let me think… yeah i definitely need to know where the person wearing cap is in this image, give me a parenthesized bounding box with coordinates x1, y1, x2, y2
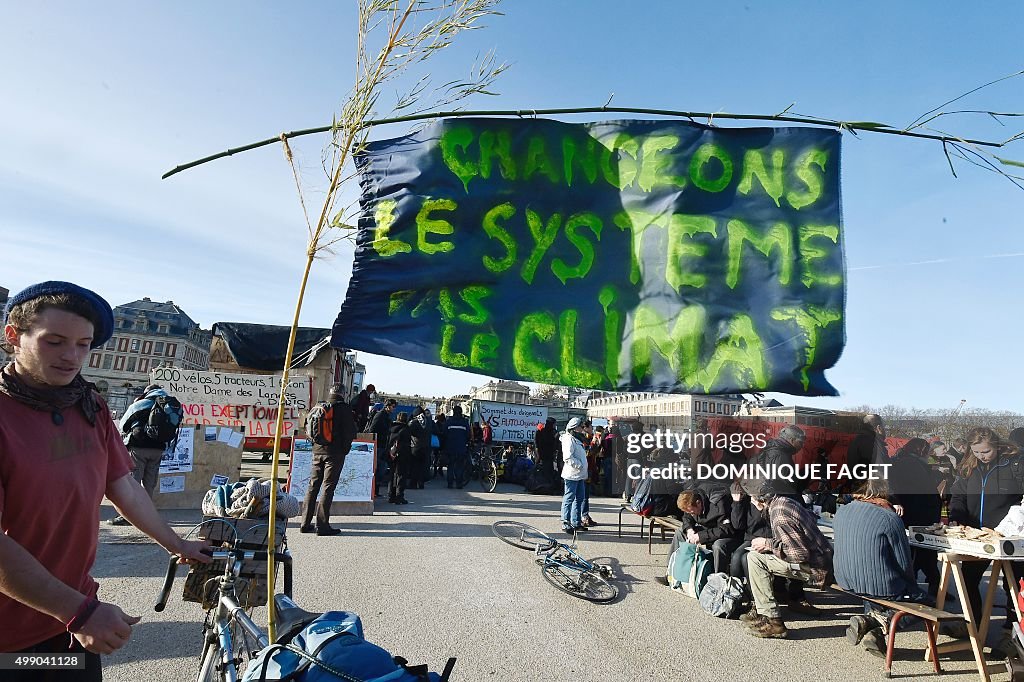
(444, 405, 471, 488)
(738, 476, 834, 639)
(560, 417, 590, 533)
(106, 383, 178, 526)
(0, 281, 210, 673)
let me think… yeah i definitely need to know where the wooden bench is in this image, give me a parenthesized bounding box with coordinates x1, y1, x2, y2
(616, 503, 683, 554)
(828, 583, 965, 679)
(617, 501, 646, 538)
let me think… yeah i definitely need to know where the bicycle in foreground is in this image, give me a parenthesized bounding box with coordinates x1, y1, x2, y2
(155, 518, 296, 681)
(491, 521, 617, 603)
(156, 518, 455, 682)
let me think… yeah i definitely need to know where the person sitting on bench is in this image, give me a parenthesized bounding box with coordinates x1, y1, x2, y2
(739, 476, 834, 639)
(672, 487, 741, 575)
(833, 478, 931, 657)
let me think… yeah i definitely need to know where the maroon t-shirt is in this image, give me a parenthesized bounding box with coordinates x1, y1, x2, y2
(0, 392, 133, 651)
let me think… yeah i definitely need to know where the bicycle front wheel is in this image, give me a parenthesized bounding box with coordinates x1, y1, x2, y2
(541, 563, 618, 603)
(491, 521, 556, 551)
(480, 458, 498, 493)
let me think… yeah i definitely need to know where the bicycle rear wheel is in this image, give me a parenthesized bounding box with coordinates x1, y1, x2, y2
(541, 563, 617, 603)
(480, 458, 498, 492)
(491, 521, 556, 551)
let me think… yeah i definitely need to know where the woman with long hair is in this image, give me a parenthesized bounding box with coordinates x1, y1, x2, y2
(949, 427, 1024, 638)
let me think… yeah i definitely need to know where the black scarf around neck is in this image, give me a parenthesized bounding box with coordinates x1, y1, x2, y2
(0, 362, 99, 426)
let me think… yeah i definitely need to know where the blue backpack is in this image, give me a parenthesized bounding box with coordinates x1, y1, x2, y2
(241, 611, 455, 682)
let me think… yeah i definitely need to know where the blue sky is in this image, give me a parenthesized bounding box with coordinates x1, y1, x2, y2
(2, 2, 1022, 412)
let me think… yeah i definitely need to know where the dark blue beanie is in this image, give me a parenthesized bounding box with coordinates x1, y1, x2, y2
(4, 281, 114, 349)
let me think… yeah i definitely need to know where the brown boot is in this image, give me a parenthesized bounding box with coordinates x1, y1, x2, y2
(748, 617, 788, 639)
(740, 608, 765, 624)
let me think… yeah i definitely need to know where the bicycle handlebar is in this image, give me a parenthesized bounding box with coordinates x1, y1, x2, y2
(153, 548, 293, 612)
(154, 554, 181, 612)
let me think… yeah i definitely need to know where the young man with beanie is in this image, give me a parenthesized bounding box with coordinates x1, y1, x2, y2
(300, 384, 357, 536)
(560, 416, 589, 533)
(0, 281, 210, 678)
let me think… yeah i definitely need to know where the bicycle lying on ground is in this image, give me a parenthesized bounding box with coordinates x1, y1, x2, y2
(491, 521, 617, 603)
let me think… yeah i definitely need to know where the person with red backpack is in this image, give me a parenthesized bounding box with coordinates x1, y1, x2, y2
(108, 383, 183, 526)
(300, 385, 357, 536)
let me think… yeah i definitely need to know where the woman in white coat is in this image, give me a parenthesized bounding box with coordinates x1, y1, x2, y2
(560, 417, 589, 533)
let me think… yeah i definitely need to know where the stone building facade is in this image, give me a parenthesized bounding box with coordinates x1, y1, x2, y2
(82, 297, 211, 414)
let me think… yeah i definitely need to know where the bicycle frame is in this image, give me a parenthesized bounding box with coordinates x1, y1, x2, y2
(156, 547, 292, 682)
(537, 540, 594, 572)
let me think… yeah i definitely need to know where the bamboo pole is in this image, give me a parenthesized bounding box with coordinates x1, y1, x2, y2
(162, 105, 1016, 179)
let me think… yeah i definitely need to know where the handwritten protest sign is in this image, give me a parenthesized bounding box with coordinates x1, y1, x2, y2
(476, 400, 548, 443)
(333, 118, 844, 396)
(156, 369, 313, 437)
(149, 367, 311, 409)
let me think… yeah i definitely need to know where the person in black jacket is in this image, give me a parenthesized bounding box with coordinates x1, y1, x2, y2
(889, 438, 943, 595)
(300, 385, 357, 536)
(387, 412, 413, 504)
(756, 426, 807, 498)
(535, 417, 558, 474)
(846, 414, 887, 486)
(369, 399, 396, 498)
(672, 486, 740, 575)
(949, 427, 1024, 628)
(407, 406, 432, 490)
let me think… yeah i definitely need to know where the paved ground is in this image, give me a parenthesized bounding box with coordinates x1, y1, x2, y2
(94, 465, 1013, 681)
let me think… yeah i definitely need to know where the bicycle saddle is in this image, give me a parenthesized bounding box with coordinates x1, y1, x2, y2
(273, 594, 323, 643)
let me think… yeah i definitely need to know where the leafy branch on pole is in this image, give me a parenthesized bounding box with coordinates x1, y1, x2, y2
(164, 69, 1024, 191)
(247, 0, 505, 641)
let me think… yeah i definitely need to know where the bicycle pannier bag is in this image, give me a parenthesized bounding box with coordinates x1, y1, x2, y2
(667, 543, 712, 599)
(698, 572, 745, 618)
(241, 611, 455, 682)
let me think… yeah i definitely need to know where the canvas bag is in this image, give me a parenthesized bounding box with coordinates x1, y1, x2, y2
(698, 572, 745, 618)
(666, 543, 712, 599)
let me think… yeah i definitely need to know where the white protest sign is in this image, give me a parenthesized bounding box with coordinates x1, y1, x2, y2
(150, 368, 312, 409)
(156, 369, 314, 438)
(476, 401, 548, 443)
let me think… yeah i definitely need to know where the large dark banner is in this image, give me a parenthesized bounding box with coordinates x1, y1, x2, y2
(333, 118, 845, 395)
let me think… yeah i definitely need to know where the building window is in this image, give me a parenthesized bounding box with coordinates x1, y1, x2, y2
(118, 338, 128, 352)
(142, 340, 152, 354)
(139, 358, 149, 373)
(130, 339, 140, 352)
(134, 319, 146, 331)
(105, 337, 115, 350)
(154, 341, 164, 355)
(114, 355, 125, 370)
(166, 343, 177, 357)
(158, 324, 170, 334)
(126, 357, 137, 372)
(102, 354, 113, 370)
(89, 353, 101, 368)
